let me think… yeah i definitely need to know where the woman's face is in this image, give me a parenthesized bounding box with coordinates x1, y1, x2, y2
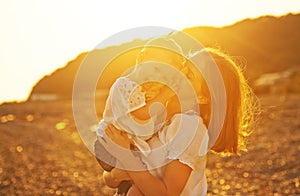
(137, 47, 210, 104)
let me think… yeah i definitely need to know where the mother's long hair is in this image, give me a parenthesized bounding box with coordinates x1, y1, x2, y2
(205, 48, 259, 155)
(135, 37, 259, 155)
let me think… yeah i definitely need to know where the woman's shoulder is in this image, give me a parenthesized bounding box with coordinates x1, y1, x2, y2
(157, 112, 209, 170)
(159, 112, 209, 159)
(161, 112, 206, 140)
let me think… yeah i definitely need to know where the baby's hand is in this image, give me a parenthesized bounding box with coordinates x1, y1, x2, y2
(105, 125, 131, 149)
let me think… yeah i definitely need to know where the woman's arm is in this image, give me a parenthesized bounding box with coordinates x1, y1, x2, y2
(104, 159, 191, 196)
(127, 160, 191, 196)
(104, 125, 192, 196)
(127, 184, 144, 196)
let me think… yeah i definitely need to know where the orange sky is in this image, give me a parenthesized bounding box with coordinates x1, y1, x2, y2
(0, 0, 299, 104)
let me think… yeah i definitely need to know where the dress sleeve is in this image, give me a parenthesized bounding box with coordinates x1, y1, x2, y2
(159, 113, 209, 170)
(96, 119, 108, 137)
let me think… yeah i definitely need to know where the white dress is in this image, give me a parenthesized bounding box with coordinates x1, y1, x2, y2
(142, 113, 209, 196)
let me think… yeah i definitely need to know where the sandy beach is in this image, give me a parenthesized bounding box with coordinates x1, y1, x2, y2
(0, 94, 299, 195)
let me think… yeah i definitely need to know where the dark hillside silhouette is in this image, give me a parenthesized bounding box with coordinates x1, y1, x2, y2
(28, 13, 300, 100)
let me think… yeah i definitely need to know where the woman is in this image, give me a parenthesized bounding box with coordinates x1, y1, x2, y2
(96, 36, 257, 195)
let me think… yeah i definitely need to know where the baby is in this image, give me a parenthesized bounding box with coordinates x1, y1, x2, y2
(94, 35, 256, 195)
(95, 37, 201, 195)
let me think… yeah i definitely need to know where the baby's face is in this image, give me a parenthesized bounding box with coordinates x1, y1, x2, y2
(130, 84, 180, 122)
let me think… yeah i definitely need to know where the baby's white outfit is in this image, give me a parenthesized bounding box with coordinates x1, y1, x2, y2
(97, 76, 209, 196)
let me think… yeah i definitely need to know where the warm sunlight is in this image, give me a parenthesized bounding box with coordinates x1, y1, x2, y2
(1, 1, 300, 195)
(0, 0, 299, 104)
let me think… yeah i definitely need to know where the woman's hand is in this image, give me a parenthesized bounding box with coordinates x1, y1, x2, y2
(105, 124, 131, 149)
(126, 160, 192, 196)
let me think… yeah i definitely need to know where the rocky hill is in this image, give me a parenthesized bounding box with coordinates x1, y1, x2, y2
(183, 13, 300, 78)
(28, 13, 300, 100)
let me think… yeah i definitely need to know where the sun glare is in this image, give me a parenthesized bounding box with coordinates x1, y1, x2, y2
(0, 0, 299, 104)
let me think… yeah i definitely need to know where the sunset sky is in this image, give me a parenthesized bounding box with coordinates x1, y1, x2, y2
(0, 0, 299, 104)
